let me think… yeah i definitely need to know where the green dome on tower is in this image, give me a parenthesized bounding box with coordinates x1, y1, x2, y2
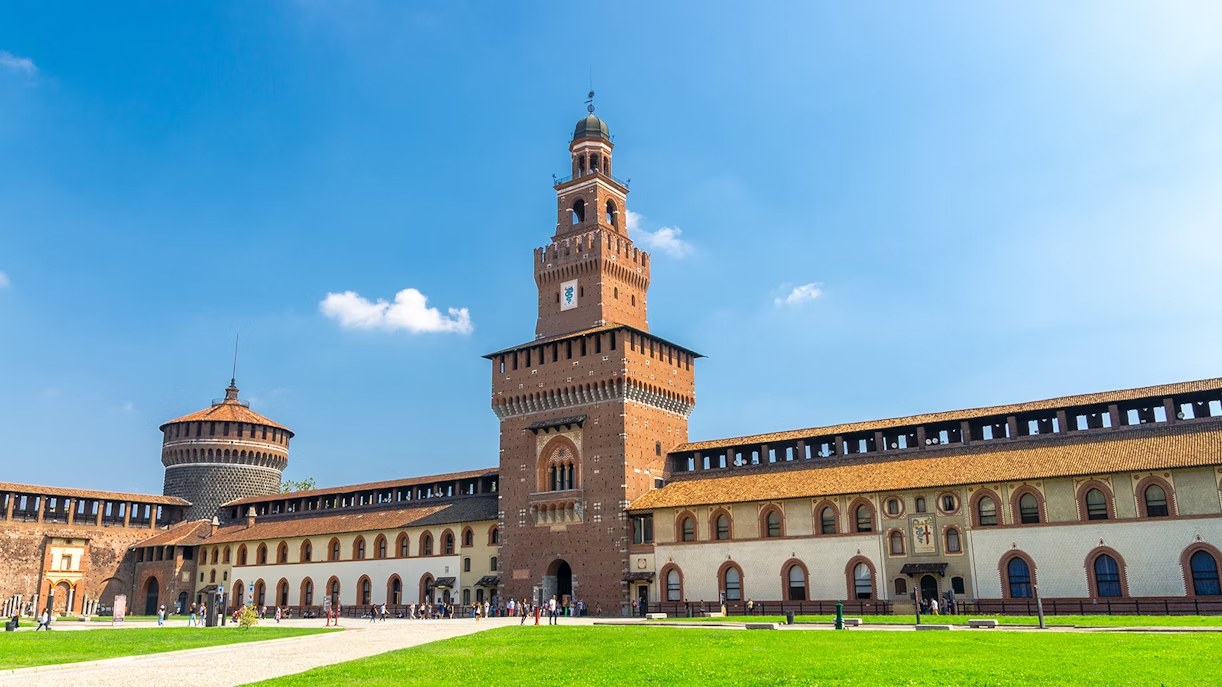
(573, 114, 610, 142)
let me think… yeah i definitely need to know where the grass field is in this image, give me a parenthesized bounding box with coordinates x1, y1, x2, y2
(248, 625, 1222, 686)
(655, 614, 1222, 627)
(0, 626, 333, 670)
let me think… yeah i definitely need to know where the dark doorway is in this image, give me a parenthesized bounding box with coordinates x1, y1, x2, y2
(920, 575, 938, 601)
(176, 591, 188, 614)
(637, 585, 649, 616)
(556, 560, 573, 598)
(144, 577, 160, 615)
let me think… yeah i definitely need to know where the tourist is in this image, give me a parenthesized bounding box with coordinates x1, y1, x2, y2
(35, 610, 50, 631)
(158, 604, 166, 626)
(483, 600, 490, 619)
(930, 598, 939, 616)
(548, 595, 558, 625)
(188, 603, 198, 627)
(746, 599, 754, 616)
(274, 606, 282, 623)
(380, 603, 387, 621)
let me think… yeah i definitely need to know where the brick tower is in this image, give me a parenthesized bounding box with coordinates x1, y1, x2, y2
(486, 104, 699, 615)
(159, 380, 293, 522)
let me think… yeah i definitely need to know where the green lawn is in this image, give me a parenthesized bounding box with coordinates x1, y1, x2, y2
(0, 626, 334, 670)
(247, 625, 1222, 686)
(655, 614, 1222, 627)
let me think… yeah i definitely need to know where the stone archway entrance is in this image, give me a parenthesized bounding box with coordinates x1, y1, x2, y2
(543, 559, 573, 604)
(144, 577, 160, 615)
(920, 575, 938, 601)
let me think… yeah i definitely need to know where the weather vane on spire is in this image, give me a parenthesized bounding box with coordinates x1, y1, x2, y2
(586, 89, 595, 114)
(230, 330, 240, 387)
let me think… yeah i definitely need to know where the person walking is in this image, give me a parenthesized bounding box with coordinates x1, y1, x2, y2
(930, 598, 939, 616)
(274, 606, 282, 623)
(157, 605, 166, 627)
(35, 610, 50, 631)
(187, 603, 198, 627)
(548, 595, 558, 625)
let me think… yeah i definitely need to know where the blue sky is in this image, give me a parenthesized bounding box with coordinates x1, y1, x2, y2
(2, 2, 1220, 494)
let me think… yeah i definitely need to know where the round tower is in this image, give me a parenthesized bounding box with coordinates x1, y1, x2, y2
(159, 380, 293, 522)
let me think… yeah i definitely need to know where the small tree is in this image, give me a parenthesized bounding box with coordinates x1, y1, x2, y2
(237, 605, 260, 630)
(281, 477, 317, 493)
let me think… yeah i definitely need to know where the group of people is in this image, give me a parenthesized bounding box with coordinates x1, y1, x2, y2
(919, 595, 958, 616)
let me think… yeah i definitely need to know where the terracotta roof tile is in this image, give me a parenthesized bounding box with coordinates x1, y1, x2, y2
(222, 468, 499, 507)
(631, 423, 1222, 511)
(0, 482, 190, 506)
(160, 400, 291, 434)
(204, 496, 497, 543)
(483, 323, 703, 359)
(133, 520, 213, 548)
(678, 377, 1222, 452)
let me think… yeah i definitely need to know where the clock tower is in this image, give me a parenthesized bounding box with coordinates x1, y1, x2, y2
(486, 103, 699, 614)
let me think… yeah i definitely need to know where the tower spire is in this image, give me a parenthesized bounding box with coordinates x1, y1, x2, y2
(225, 331, 240, 401)
(585, 89, 595, 114)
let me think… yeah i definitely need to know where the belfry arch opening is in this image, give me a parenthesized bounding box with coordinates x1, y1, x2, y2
(605, 199, 618, 228)
(571, 199, 586, 225)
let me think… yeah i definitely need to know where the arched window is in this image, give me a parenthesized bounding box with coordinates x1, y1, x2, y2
(389, 577, 402, 605)
(422, 534, 433, 556)
(256, 544, 267, 565)
(855, 504, 874, 533)
(354, 537, 366, 560)
(885, 498, 901, 516)
(666, 568, 682, 601)
(1006, 557, 1033, 598)
(490, 556, 497, 571)
(786, 564, 806, 601)
(1085, 488, 1109, 520)
(372, 535, 385, 559)
(977, 497, 998, 526)
(277, 542, 288, 564)
(301, 578, 313, 606)
(1018, 493, 1040, 524)
(852, 563, 873, 599)
(895, 578, 908, 596)
(211, 548, 218, 564)
(1092, 553, 1123, 598)
(605, 199, 618, 227)
(681, 517, 695, 542)
(914, 497, 927, 513)
(764, 509, 782, 538)
(945, 527, 962, 553)
(715, 514, 730, 540)
(444, 533, 455, 555)
(463, 529, 474, 547)
(723, 567, 742, 601)
(397, 534, 409, 558)
(571, 198, 586, 225)
(889, 531, 905, 555)
(819, 507, 837, 535)
(278, 579, 289, 607)
(223, 547, 231, 563)
(209, 569, 216, 583)
(237, 545, 247, 566)
(359, 577, 371, 605)
(1144, 485, 1169, 517)
(1189, 550, 1221, 596)
(463, 557, 471, 572)
(329, 539, 341, 561)
(329, 578, 340, 602)
(489, 527, 499, 545)
(655, 441, 662, 457)
(301, 540, 313, 562)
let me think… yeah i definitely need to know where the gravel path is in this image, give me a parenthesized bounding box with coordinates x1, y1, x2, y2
(0, 616, 568, 687)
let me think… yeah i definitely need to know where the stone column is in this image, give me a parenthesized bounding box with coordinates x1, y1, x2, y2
(1056, 410, 1069, 433)
(1006, 416, 1019, 440)
(1108, 404, 1121, 428)
(1164, 397, 1177, 424)
(95, 503, 103, 527)
(66, 498, 75, 526)
(122, 503, 131, 528)
(36, 495, 45, 523)
(5, 493, 13, 521)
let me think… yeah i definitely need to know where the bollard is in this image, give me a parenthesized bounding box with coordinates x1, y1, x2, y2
(834, 601, 844, 630)
(786, 611, 795, 625)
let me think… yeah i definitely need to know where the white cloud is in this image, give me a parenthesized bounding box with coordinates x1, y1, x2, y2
(626, 210, 692, 258)
(320, 287, 473, 334)
(775, 283, 823, 306)
(0, 51, 36, 75)
(0, 272, 8, 288)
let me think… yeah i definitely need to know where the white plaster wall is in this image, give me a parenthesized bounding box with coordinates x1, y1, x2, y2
(232, 556, 461, 606)
(969, 517, 1222, 598)
(655, 535, 883, 602)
